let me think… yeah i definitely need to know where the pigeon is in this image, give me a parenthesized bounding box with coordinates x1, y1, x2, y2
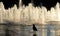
(33, 24, 37, 31)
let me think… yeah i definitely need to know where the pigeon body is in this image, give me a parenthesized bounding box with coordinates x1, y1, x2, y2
(33, 24, 37, 31)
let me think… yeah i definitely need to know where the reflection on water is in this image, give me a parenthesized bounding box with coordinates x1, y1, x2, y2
(5, 29, 10, 36)
(0, 21, 60, 36)
(33, 34, 37, 36)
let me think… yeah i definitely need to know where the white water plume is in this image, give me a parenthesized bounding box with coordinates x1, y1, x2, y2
(0, 1, 60, 25)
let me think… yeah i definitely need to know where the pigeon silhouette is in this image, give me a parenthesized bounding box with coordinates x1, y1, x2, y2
(33, 24, 37, 31)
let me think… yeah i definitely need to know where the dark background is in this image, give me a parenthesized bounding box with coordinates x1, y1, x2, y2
(0, 0, 60, 10)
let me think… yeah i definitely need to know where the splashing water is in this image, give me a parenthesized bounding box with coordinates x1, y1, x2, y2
(0, 0, 60, 25)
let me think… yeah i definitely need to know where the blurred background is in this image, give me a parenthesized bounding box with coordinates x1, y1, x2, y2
(0, 0, 60, 10)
